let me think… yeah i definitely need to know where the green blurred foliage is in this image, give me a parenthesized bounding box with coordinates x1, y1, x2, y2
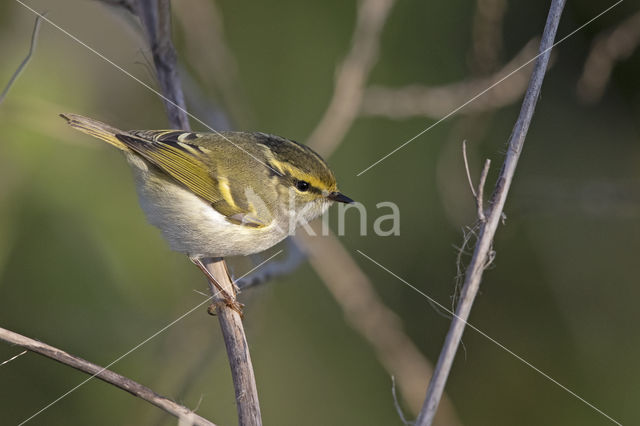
(1, 1, 639, 425)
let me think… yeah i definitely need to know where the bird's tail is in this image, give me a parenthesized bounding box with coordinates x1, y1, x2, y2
(60, 113, 129, 151)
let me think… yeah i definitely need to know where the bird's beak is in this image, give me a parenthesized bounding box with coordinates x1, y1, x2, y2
(327, 191, 354, 204)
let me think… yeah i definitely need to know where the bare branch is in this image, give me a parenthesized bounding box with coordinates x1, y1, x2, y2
(577, 10, 640, 104)
(360, 38, 543, 119)
(307, 0, 396, 157)
(416, 1, 567, 425)
(461, 141, 491, 222)
(204, 258, 262, 425)
(0, 327, 215, 426)
(0, 16, 41, 105)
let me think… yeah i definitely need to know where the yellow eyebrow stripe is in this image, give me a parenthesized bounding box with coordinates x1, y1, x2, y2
(268, 159, 335, 192)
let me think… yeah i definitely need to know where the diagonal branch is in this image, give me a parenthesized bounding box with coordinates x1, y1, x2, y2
(416, 1, 567, 425)
(0, 327, 215, 426)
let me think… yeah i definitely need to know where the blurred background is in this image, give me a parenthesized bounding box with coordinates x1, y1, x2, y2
(1, 0, 639, 425)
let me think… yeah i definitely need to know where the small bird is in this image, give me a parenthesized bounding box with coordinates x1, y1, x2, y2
(60, 113, 353, 308)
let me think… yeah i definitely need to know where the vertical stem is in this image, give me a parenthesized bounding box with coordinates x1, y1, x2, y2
(416, 1, 566, 425)
(205, 259, 262, 426)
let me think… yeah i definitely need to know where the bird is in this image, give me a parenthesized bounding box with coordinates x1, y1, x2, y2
(60, 113, 353, 310)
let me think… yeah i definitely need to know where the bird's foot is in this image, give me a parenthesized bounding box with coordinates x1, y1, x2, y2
(207, 299, 244, 317)
(191, 257, 244, 317)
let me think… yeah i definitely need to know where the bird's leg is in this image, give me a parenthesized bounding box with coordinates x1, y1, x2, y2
(190, 257, 244, 315)
(221, 258, 241, 293)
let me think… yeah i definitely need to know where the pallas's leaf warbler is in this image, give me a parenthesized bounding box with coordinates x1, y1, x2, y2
(60, 114, 352, 309)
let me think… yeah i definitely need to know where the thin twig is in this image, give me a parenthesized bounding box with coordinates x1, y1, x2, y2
(462, 140, 491, 222)
(0, 16, 41, 105)
(476, 159, 491, 222)
(416, 1, 567, 425)
(0, 327, 215, 426)
(462, 141, 478, 199)
(392, 376, 413, 426)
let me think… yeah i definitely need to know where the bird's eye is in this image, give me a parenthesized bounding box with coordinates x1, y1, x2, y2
(295, 180, 310, 192)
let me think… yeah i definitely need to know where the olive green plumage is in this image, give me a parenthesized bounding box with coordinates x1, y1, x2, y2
(60, 113, 352, 258)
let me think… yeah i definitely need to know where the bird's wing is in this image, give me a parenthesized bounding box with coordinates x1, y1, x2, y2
(116, 130, 269, 228)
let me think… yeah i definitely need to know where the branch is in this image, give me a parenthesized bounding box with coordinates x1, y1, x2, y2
(463, 141, 491, 223)
(204, 259, 262, 426)
(416, 1, 566, 425)
(0, 16, 42, 105)
(0, 327, 215, 426)
(306, 0, 396, 157)
(360, 38, 544, 119)
(577, 10, 640, 104)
